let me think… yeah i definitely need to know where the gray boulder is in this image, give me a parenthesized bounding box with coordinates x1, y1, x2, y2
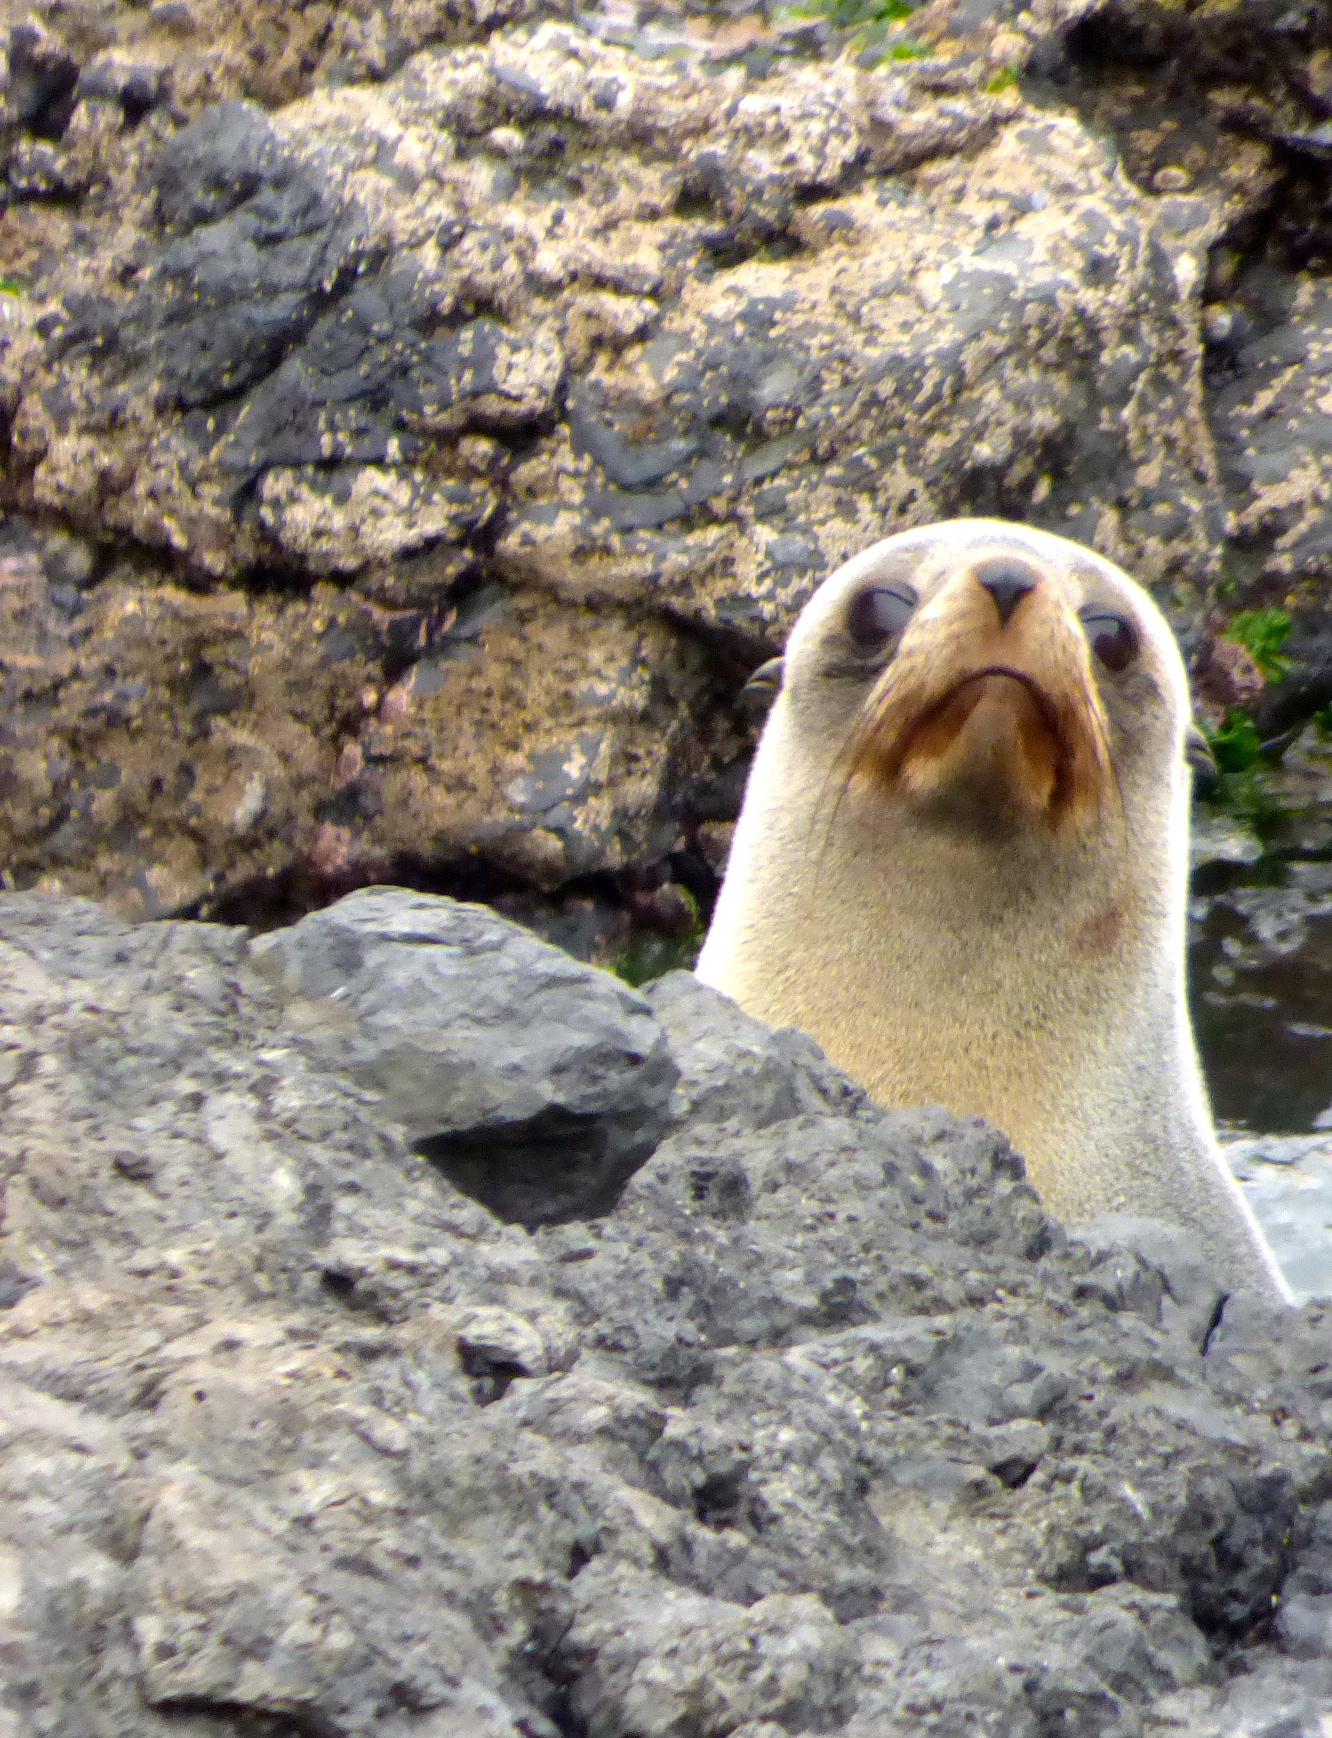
(251, 885, 678, 1226)
(643, 969, 871, 1134)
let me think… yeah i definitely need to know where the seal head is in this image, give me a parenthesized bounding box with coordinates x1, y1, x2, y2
(697, 519, 1289, 1303)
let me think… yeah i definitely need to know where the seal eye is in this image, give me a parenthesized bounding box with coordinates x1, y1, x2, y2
(1080, 609, 1137, 674)
(846, 584, 917, 650)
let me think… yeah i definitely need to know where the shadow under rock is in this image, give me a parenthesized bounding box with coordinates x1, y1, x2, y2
(419, 1104, 656, 1231)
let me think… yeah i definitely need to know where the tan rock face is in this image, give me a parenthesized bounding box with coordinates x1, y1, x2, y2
(0, 537, 707, 914)
(0, 544, 384, 916)
(1211, 277, 1332, 596)
(256, 463, 496, 574)
(0, 0, 1329, 919)
(498, 106, 1222, 639)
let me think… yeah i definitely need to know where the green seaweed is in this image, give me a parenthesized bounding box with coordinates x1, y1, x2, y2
(778, 0, 928, 59)
(985, 65, 1020, 92)
(1206, 708, 1262, 775)
(605, 885, 707, 988)
(1198, 710, 1291, 835)
(1202, 769, 1286, 836)
(607, 926, 705, 988)
(1223, 607, 1293, 683)
(0, 275, 24, 297)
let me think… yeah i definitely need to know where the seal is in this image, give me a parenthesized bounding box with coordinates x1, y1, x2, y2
(696, 519, 1290, 1303)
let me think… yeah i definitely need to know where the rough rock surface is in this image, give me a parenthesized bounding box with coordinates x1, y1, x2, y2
(251, 885, 679, 1224)
(2, 0, 1331, 919)
(3, 883, 1332, 1734)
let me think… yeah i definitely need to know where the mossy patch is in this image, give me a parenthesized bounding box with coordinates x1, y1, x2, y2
(607, 925, 705, 987)
(1223, 607, 1293, 683)
(777, 0, 929, 61)
(607, 885, 706, 987)
(1199, 710, 1290, 834)
(1206, 708, 1263, 775)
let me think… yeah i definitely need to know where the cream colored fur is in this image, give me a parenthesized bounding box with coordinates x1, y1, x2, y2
(696, 519, 1291, 1303)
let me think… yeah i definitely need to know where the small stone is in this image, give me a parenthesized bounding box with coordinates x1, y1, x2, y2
(111, 1149, 155, 1180)
(454, 1306, 548, 1377)
(1202, 302, 1239, 346)
(38, 529, 95, 589)
(485, 125, 526, 158)
(695, 821, 735, 876)
(1189, 813, 1263, 872)
(629, 882, 697, 937)
(7, 142, 75, 200)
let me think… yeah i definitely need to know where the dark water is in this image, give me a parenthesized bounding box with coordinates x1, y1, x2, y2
(1188, 729, 1332, 1135)
(1190, 858, 1332, 1134)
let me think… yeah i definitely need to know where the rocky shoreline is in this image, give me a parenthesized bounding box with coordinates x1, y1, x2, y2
(0, 881, 1329, 1736)
(5, 3, 1332, 1728)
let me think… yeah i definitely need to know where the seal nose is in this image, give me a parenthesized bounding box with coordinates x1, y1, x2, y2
(974, 558, 1039, 627)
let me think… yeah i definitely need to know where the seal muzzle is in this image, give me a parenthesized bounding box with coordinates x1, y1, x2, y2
(849, 560, 1114, 833)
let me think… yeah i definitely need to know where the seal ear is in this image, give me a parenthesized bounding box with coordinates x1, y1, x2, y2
(1185, 723, 1217, 786)
(740, 657, 784, 719)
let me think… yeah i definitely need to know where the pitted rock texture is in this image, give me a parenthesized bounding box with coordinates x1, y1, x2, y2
(2, 0, 1316, 919)
(1210, 268, 1332, 602)
(2, 885, 1332, 1735)
(1033, 0, 1332, 722)
(0, 515, 711, 915)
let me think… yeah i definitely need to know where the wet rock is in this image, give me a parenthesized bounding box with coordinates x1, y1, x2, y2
(1224, 1134, 1332, 1303)
(1189, 811, 1264, 874)
(0, 886, 1331, 1733)
(1188, 724, 1332, 1301)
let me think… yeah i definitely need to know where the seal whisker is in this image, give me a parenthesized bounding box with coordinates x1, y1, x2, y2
(803, 733, 862, 880)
